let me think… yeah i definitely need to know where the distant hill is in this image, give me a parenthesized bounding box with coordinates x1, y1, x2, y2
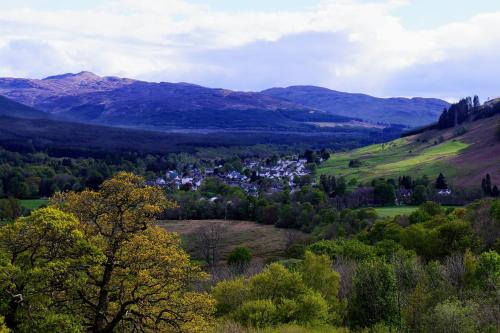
(317, 100, 500, 188)
(262, 86, 449, 127)
(0, 72, 354, 132)
(0, 72, 446, 131)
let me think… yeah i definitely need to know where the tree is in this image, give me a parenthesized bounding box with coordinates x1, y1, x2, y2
(0, 198, 22, 221)
(473, 95, 480, 108)
(227, 247, 252, 272)
(348, 259, 398, 329)
(435, 173, 448, 190)
(0, 207, 98, 331)
(51, 172, 215, 333)
(412, 185, 427, 205)
(492, 185, 499, 197)
(423, 299, 478, 333)
(374, 182, 395, 206)
(482, 174, 492, 195)
(194, 222, 227, 267)
(300, 252, 342, 324)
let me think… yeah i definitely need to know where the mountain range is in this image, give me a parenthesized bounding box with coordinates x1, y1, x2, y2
(262, 86, 448, 127)
(0, 72, 448, 130)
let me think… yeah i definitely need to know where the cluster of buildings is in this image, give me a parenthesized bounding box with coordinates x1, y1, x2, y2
(147, 157, 313, 195)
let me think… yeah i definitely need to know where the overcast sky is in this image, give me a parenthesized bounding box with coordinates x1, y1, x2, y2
(1, 0, 500, 100)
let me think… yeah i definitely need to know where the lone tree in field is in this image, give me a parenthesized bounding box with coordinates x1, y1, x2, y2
(435, 173, 448, 190)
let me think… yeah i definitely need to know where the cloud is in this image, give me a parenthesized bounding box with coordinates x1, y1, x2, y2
(0, 0, 499, 99)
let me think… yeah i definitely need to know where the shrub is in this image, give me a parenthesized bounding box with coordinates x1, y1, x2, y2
(234, 300, 277, 328)
(227, 247, 253, 272)
(213, 278, 249, 316)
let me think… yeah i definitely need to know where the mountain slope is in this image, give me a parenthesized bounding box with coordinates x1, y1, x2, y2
(0, 72, 447, 131)
(318, 111, 500, 188)
(262, 86, 449, 127)
(0, 72, 353, 132)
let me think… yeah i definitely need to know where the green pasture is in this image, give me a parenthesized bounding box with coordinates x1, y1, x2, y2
(20, 199, 49, 210)
(318, 138, 469, 183)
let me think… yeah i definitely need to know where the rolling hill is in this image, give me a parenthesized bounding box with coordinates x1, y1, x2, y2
(262, 85, 449, 127)
(318, 110, 500, 188)
(0, 72, 447, 130)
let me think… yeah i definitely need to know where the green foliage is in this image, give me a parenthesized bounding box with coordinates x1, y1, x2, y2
(412, 185, 427, 205)
(373, 181, 395, 206)
(475, 250, 500, 291)
(212, 278, 250, 316)
(348, 259, 398, 329)
(0, 316, 8, 333)
(235, 300, 278, 328)
(214, 254, 342, 329)
(0, 198, 22, 221)
(0, 207, 98, 331)
(300, 252, 343, 324)
(308, 239, 376, 261)
(227, 247, 253, 271)
(423, 299, 478, 333)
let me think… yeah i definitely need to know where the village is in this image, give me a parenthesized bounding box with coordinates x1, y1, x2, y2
(147, 156, 316, 195)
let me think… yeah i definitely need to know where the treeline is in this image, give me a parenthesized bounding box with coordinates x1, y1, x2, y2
(403, 96, 500, 137)
(166, 172, 484, 234)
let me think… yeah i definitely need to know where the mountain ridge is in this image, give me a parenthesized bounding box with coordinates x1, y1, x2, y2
(262, 85, 449, 127)
(0, 72, 448, 129)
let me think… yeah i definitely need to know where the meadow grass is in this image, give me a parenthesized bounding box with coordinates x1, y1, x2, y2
(20, 199, 49, 210)
(374, 206, 419, 218)
(318, 139, 469, 183)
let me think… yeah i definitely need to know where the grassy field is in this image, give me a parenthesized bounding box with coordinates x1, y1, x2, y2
(317, 137, 469, 183)
(20, 199, 49, 210)
(374, 206, 419, 218)
(374, 205, 461, 218)
(159, 220, 307, 262)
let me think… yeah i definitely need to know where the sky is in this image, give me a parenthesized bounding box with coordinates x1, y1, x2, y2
(1, 0, 500, 100)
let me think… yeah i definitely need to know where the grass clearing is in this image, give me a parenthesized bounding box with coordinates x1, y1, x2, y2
(374, 206, 419, 218)
(20, 199, 49, 210)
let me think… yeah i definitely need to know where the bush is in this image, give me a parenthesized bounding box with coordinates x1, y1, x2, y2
(212, 278, 249, 316)
(227, 247, 253, 272)
(234, 300, 277, 328)
(294, 291, 329, 325)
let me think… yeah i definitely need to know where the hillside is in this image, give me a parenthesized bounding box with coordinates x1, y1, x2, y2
(0, 72, 353, 132)
(262, 85, 449, 127)
(0, 72, 446, 131)
(318, 113, 500, 188)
